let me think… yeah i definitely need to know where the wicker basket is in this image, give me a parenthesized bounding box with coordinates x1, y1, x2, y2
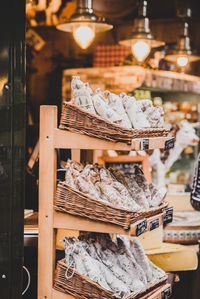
(136, 201, 168, 220)
(59, 102, 169, 144)
(54, 259, 168, 299)
(54, 182, 168, 230)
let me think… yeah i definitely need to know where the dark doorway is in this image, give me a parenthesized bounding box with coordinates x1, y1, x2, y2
(0, 0, 26, 298)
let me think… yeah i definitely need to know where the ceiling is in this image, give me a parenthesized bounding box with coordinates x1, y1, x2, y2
(93, 0, 200, 22)
(26, 0, 200, 28)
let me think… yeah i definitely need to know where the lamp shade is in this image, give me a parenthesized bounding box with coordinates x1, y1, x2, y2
(119, 0, 164, 62)
(119, 15, 164, 49)
(57, 0, 113, 33)
(165, 21, 200, 64)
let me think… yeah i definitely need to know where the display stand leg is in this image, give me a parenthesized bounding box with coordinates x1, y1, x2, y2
(38, 106, 57, 299)
(71, 149, 80, 162)
(93, 150, 103, 163)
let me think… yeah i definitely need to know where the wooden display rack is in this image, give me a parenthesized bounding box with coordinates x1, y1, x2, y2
(38, 106, 173, 299)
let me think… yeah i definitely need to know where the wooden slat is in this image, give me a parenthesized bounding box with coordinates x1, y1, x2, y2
(54, 129, 133, 150)
(54, 211, 164, 245)
(54, 129, 171, 151)
(93, 150, 103, 163)
(53, 284, 171, 299)
(148, 284, 171, 299)
(54, 211, 130, 235)
(53, 289, 76, 299)
(38, 106, 57, 299)
(27, 140, 39, 169)
(71, 149, 81, 162)
(55, 225, 163, 251)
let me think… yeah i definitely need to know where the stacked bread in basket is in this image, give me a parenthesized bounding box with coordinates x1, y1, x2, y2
(54, 77, 170, 298)
(59, 76, 169, 143)
(54, 234, 168, 299)
(55, 161, 167, 229)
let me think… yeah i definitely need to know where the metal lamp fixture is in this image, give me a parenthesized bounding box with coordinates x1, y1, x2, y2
(57, 0, 113, 50)
(165, 20, 200, 68)
(119, 0, 165, 63)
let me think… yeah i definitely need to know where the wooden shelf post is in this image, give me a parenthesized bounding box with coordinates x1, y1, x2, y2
(38, 106, 58, 299)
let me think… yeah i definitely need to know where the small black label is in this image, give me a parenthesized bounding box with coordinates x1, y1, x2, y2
(161, 286, 171, 299)
(141, 139, 149, 150)
(165, 138, 175, 151)
(136, 219, 147, 236)
(149, 218, 160, 231)
(163, 207, 173, 226)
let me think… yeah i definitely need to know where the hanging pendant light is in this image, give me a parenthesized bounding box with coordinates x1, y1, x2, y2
(165, 20, 200, 68)
(119, 0, 165, 63)
(57, 0, 113, 50)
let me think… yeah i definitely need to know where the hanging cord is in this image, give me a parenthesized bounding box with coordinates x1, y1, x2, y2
(64, 240, 78, 280)
(63, 237, 91, 280)
(22, 266, 31, 295)
(65, 260, 76, 279)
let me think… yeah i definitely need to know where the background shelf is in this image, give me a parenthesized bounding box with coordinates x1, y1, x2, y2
(62, 66, 200, 98)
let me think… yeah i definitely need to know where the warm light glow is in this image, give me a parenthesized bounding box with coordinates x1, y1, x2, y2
(131, 40, 151, 62)
(177, 56, 189, 67)
(73, 24, 95, 49)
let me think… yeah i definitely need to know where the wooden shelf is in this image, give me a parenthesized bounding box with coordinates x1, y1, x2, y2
(54, 212, 165, 252)
(53, 283, 171, 299)
(54, 211, 163, 237)
(54, 129, 173, 151)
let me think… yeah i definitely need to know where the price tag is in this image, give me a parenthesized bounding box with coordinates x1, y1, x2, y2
(136, 219, 147, 236)
(161, 286, 171, 299)
(149, 218, 160, 231)
(163, 207, 173, 226)
(165, 138, 174, 150)
(141, 139, 149, 150)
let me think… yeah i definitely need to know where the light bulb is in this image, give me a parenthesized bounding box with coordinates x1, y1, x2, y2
(177, 56, 189, 67)
(73, 24, 95, 49)
(131, 40, 151, 62)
